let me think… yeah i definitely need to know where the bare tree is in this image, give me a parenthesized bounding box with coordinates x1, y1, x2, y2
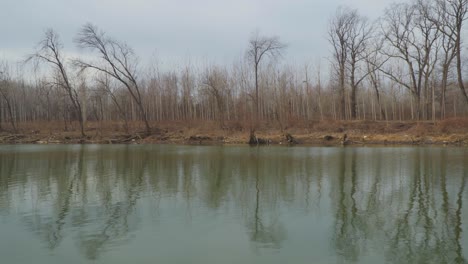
(179, 65, 195, 121)
(345, 10, 374, 119)
(315, 62, 324, 121)
(328, 7, 356, 119)
(5, 4, 468, 136)
(95, 73, 129, 133)
(247, 31, 286, 124)
(202, 66, 229, 127)
(74, 23, 152, 135)
(415, 0, 441, 119)
(379, 2, 439, 120)
(0, 62, 17, 133)
(366, 40, 387, 120)
(432, 0, 468, 105)
(27, 29, 86, 136)
(424, 0, 458, 118)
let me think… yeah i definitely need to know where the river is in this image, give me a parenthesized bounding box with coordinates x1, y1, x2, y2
(0, 145, 467, 263)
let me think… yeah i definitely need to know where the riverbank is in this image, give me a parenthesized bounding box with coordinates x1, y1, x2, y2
(0, 119, 467, 146)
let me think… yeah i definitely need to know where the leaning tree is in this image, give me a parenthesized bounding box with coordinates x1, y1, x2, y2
(74, 23, 152, 135)
(28, 29, 86, 137)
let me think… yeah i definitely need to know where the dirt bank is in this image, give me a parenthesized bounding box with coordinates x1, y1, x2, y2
(0, 119, 467, 146)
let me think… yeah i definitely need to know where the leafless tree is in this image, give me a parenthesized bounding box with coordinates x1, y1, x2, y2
(328, 7, 356, 119)
(345, 10, 374, 119)
(416, 0, 441, 119)
(2, 9, 468, 135)
(0, 62, 17, 133)
(74, 23, 152, 135)
(95, 73, 129, 133)
(423, 0, 458, 118)
(432, 0, 468, 105)
(179, 65, 196, 121)
(247, 31, 286, 123)
(27, 29, 86, 136)
(202, 66, 229, 127)
(379, 2, 439, 120)
(366, 40, 387, 120)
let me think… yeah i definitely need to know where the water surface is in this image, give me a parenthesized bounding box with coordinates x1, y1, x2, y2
(0, 145, 467, 263)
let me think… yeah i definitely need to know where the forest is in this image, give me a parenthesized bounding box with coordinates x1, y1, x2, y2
(1, 0, 468, 143)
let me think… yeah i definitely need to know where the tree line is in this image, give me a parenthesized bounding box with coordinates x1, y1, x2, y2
(1, 0, 468, 135)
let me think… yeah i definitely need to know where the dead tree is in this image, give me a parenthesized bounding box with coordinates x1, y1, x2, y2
(74, 23, 152, 135)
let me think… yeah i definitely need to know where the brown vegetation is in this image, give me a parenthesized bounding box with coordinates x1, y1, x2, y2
(1, 0, 468, 141)
(0, 119, 467, 146)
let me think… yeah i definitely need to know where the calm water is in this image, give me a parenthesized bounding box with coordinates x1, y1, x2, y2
(0, 145, 467, 264)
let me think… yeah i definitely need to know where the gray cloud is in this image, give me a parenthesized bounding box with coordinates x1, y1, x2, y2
(1, 0, 396, 67)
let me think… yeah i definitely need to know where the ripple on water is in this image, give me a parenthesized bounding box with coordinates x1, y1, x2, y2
(0, 145, 467, 264)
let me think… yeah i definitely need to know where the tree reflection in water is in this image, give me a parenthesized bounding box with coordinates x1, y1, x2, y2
(0, 145, 466, 263)
(330, 147, 468, 264)
(246, 147, 286, 250)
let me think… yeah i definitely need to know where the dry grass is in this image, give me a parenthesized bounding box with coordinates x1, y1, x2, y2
(0, 118, 467, 145)
(437, 118, 468, 134)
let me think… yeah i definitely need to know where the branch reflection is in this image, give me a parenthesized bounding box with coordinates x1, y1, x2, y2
(0, 145, 466, 263)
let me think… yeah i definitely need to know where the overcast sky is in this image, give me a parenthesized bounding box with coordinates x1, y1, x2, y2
(1, 0, 397, 69)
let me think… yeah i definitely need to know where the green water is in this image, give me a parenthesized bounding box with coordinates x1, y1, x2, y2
(0, 145, 467, 263)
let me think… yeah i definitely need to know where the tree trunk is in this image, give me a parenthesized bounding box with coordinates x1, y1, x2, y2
(0, 97, 3, 131)
(414, 93, 421, 120)
(137, 101, 151, 135)
(255, 63, 259, 124)
(351, 84, 357, 119)
(5, 98, 16, 133)
(440, 66, 449, 119)
(340, 67, 346, 120)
